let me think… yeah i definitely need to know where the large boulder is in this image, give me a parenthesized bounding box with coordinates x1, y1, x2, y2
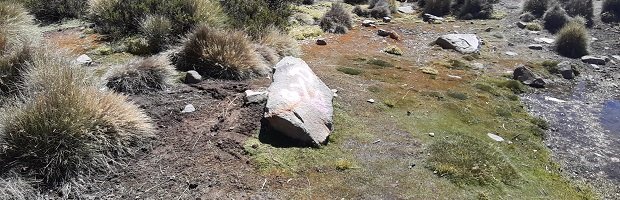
(264, 57, 334, 146)
(435, 34, 481, 54)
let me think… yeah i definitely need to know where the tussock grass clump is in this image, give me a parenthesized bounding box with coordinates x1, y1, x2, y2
(175, 25, 267, 80)
(105, 55, 176, 94)
(352, 5, 370, 17)
(0, 175, 44, 200)
(543, 4, 570, 34)
(0, 45, 34, 94)
(320, 3, 352, 34)
(368, 0, 396, 18)
(17, 0, 87, 21)
(0, 2, 37, 46)
(221, 0, 292, 38)
(522, 0, 551, 17)
(0, 54, 154, 185)
(563, 0, 593, 26)
(258, 27, 301, 58)
(427, 134, 519, 186)
(423, 0, 453, 16)
(140, 15, 172, 53)
(454, 0, 494, 19)
(602, 0, 620, 22)
(555, 20, 589, 58)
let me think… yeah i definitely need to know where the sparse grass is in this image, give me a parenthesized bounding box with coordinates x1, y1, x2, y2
(530, 117, 549, 130)
(367, 59, 394, 68)
(543, 4, 570, 34)
(337, 67, 363, 75)
(174, 25, 267, 80)
(555, 20, 589, 58)
(335, 159, 355, 171)
(383, 45, 402, 56)
(445, 59, 470, 70)
(523, 0, 551, 17)
(602, 0, 620, 22)
(427, 134, 519, 186)
(447, 91, 469, 100)
(525, 22, 542, 31)
(541, 60, 560, 74)
(105, 55, 176, 94)
(497, 79, 528, 94)
(320, 3, 352, 34)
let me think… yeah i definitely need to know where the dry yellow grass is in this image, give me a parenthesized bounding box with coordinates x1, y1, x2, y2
(105, 55, 177, 94)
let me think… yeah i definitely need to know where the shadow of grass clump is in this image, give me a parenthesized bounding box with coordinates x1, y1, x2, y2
(426, 134, 519, 186)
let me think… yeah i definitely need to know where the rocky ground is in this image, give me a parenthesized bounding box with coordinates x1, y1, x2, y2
(36, 0, 620, 199)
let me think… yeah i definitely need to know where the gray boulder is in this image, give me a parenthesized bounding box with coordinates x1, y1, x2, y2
(398, 6, 414, 14)
(557, 61, 575, 79)
(435, 34, 481, 54)
(76, 54, 92, 65)
(513, 65, 536, 83)
(264, 57, 334, 146)
(185, 70, 202, 84)
(581, 56, 608, 65)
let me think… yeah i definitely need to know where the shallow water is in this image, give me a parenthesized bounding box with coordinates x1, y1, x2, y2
(601, 100, 620, 135)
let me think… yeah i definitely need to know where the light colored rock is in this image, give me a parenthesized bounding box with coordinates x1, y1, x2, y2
(362, 20, 376, 27)
(185, 70, 202, 84)
(181, 104, 196, 113)
(487, 133, 504, 142)
(472, 63, 485, 70)
(422, 14, 444, 23)
(264, 57, 334, 146)
(505, 51, 518, 56)
(535, 37, 554, 44)
(244, 89, 268, 104)
(367, 99, 375, 103)
(398, 6, 414, 14)
(612, 55, 620, 61)
(581, 55, 608, 65)
(435, 34, 481, 54)
(76, 54, 92, 65)
(382, 17, 392, 23)
(544, 96, 567, 103)
(448, 75, 462, 79)
(428, 133, 435, 137)
(420, 67, 438, 75)
(528, 44, 543, 50)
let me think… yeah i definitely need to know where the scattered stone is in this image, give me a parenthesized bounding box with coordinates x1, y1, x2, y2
(316, 38, 327, 45)
(612, 55, 620, 62)
(535, 37, 554, 44)
(516, 21, 527, 29)
(244, 89, 269, 104)
(388, 32, 400, 40)
(581, 55, 608, 65)
(398, 6, 415, 14)
(422, 14, 444, 23)
(485, 27, 493, 32)
(76, 54, 92, 65)
(590, 64, 600, 70)
(181, 104, 196, 113)
(434, 34, 481, 54)
(526, 78, 546, 88)
(528, 44, 543, 50)
(362, 20, 376, 27)
(331, 89, 338, 97)
(264, 57, 334, 146)
(184, 70, 202, 84)
(382, 17, 392, 23)
(428, 133, 435, 137)
(505, 51, 518, 56)
(420, 67, 438, 75)
(513, 65, 536, 83)
(557, 61, 575, 79)
(378, 29, 391, 37)
(544, 96, 567, 103)
(448, 75, 462, 79)
(367, 99, 375, 103)
(487, 133, 504, 142)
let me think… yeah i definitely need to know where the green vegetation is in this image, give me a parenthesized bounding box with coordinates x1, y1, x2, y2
(555, 20, 589, 58)
(367, 59, 394, 68)
(445, 59, 470, 70)
(383, 45, 403, 56)
(337, 67, 364, 75)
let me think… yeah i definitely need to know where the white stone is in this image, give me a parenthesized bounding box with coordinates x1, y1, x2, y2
(435, 34, 481, 54)
(367, 99, 375, 103)
(487, 133, 504, 142)
(535, 37, 554, 44)
(544, 96, 567, 103)
(76, 54, 92, 65)
(181, 104, 196, 113)
(244, 89, 268, 104)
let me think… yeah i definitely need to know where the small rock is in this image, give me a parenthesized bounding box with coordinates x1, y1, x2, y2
(181, 104, 196, 113)
(544, 96, 567, 103)
(472, 63, 485, 70)
(581, 55, 608, 65)
(384, 45, 403, 55)
(487, 133, 504, 142)
(590, 64, 600, 70)
(528, 44, 543, 50)
(505, 51, 518, 56)
(398, 6, 414, 14)
(557, 61, 575, 79)
(516, 21, 527, 29)
(331, 89, 338, 97)
(382, 17, 392, 23)
(485, 27, 493, 32)
(378, 29, 391, 37)
(448, 75, 462, 79)
(316, 38, 327, 45)
(76, 54, 92, 65)
(420, 67, 438, 75)
(244, 89, 269, 104)
(388, 32, 400, 40)
(428, 133, 435, 137)
(367, 99, 375, 103)
(184, 70, 202, 84)
(535, 37, 554, 44)
(422, 14, 444, 23)
(611, 55, 620, 61)
(527, 78, 546, 88)
(362, 20, 376, 27)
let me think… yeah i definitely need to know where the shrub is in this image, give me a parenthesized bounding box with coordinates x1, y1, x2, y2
(0, 53, 154, 185)
(258, 26, 301, 58)
(320, 3, 353, 34)
(370, 0, 392, 18)
(543, 4, 569, 34)
(344, 0, 367, 5)
(563, 0, 593, 26)
(522, 0, 551, 17)
(0, 45, 34, 94)
(525, 22, 542, 31)
(0, 2, 37, 46)
(139, 15, 172, 53)
(369, 0, 397, 12)
(423, 0, 453, 16)
(555, 20, 589, 58)
(0, 175, 44, 200)
(175, 25, 267, 80)
(105, 55, 176, 94)
(454, 0, 493, 19)
(520, 12, 536, 22)
(221, 0, 293, 38)
(353, 5, 370, 17)
(17, 0, 88, 21)
(301, 0, 314, 5)
(255, 44, 280, 66)
(602, 0, 620, 22)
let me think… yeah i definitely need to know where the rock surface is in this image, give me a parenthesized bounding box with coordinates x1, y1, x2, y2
(181, 104, 196, 113)
(581, 56, 608, 65)
(264, 57, 334, 146)
(245, 89, 268, 104)
(185, 70, 202, 84)
(435, 34, 481, 54)
(557, 61, 575, 79)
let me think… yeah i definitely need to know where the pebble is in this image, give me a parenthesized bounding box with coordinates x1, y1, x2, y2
(367, 99, 375, 103)
(528, 44, 543, 50)
(181, 104, 196, 113)
(428, 133, 435, 137)
(505, 51, 518, 56)
(487, 133, 504, 142)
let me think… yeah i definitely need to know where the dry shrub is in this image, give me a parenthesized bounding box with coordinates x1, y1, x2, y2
(175, 25, 267, 80)
(0, 51, 154, 185)
(0, 2, 37, 47)
(320, 3, 353, 34)
(255, 44, 280, 66)
(140, 15, 172, 53)
(344, 0, 367, 5)
(423, 0, 452, 16)
(0, 175, 44, 200)
(0, 45, 35, 94)
(602, 0, 620, 22)
(523, 0, 551, 17)
(258, 27, 301, 58)
(563, 0, 593, 26)
(555, 20, 589, 58)
(18, 0, 88, 21)
(105, 55, 176, 94)
(454, 0, 493, 19)
(352, 5, 370, 17)
(543, 4, 570, 33)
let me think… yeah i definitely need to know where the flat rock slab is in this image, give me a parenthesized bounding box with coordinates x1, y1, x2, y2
(581, 55, 608, 65)
(264, 57, 334, 146)
(435, 34, 481, 54)
(535, 37, 554, 44)
(398, 6, 414, 14)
